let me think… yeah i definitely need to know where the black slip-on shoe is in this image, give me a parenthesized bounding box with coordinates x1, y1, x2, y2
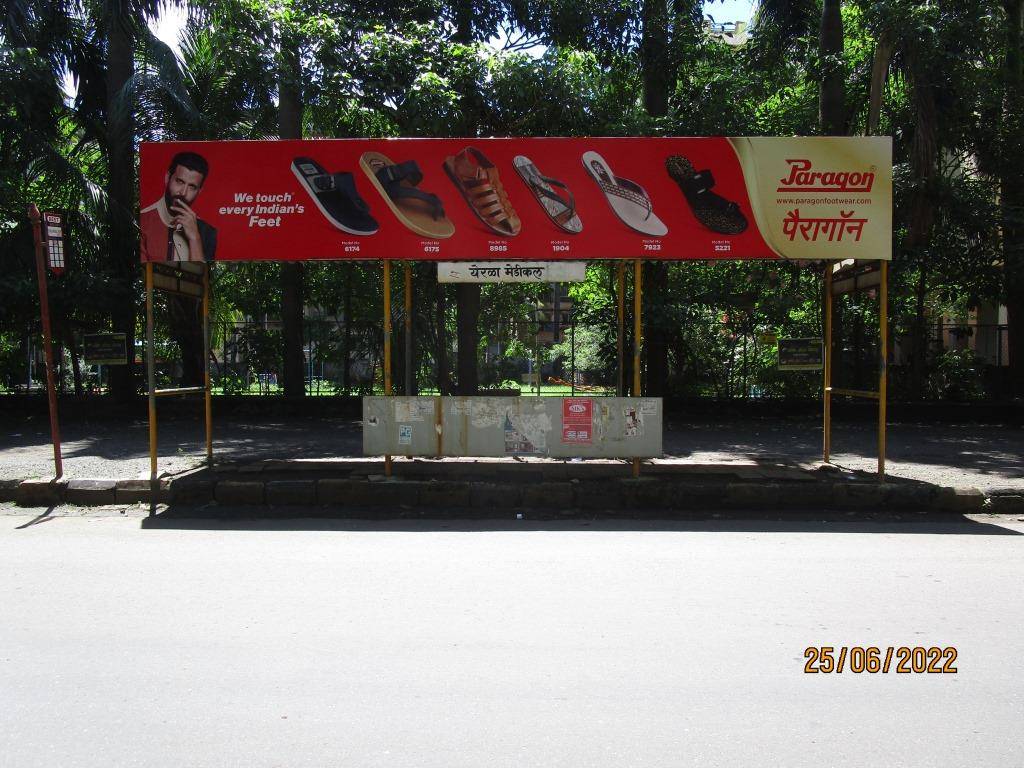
(292, 157, 379, 235)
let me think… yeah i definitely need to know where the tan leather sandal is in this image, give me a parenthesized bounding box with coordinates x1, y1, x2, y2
(442, 147, 521, 236)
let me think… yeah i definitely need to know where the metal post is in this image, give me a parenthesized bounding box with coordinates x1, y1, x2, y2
(617, 262, 625, 397)
(633, 259, 642, 478)
(28, 205, 62, 478)
(824, 262, 833, 463)
(383, 260, 392, 476)
(878, 260, 888, 478)
(571, 312, 576, 397)
(146, 262, 157, 492)
(404, 262, 413, 395)
(535, 305, 541, 396)
(203, 263, 213, 465)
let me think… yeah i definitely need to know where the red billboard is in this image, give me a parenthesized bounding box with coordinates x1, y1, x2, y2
(139, 136, 891, 263)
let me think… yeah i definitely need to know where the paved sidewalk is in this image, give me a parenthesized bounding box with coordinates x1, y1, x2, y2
(2, 414, 1021, 491)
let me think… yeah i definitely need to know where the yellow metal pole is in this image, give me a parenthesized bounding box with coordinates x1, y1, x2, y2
(146, 262, 157, 497)
(632, 259, 642, 478)
(878, 260, 888, 478)
(404, 261, 413, 395)
(383, 260, 392, 476)
(535, 313, 541, 396)
(203, 263, 212, 464)
(383, 261, 393, 394)
(617, 262, 625, 397)
(824, 262, 833, 464)
(404, 262, 414, 459)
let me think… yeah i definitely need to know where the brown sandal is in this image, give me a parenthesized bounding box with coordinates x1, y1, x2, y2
(442, 147, 521, 236)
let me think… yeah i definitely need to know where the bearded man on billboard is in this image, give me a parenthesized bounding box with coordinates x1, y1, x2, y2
(140, 151, 218, 262)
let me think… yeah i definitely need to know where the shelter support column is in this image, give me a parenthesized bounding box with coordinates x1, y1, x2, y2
(632, 259, 642, 478)
(617, 262, 625, 397)
(404, 262, 413, 395)
(146, 262, 157, 491)
(823, 262, 833, 463)
(203, 263, 212, 464)
(383, 260, 393, 476)
(878, 260, 888, 477)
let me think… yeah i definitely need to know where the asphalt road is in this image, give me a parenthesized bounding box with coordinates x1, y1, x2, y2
(2, 508, 1023, 767)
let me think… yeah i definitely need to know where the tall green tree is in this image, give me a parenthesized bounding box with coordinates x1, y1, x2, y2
(1002, 0, 1024, 395)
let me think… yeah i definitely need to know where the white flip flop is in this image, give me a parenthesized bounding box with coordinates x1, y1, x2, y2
(581, 151, 668, 237)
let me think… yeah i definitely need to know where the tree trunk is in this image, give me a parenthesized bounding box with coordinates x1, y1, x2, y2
(867, 31, 893, 136)
(436, 283, 451, 395)
(1003, 0, 1024, 396)
(906, 48, 938, 248)
(455, 283, 479, 395)
(408, 265, 418, 395)
(69, 331, 83, 396)
(343, 265, 353, 393)
(167, 294, 204, 386)
(644, 262, 669, 396)
(819, 0, 846, 135)
(394, 301, 406, 395)
(278, 39, 306, 397)
(105, 9, 137, 402)
(452, 0, 482, 397)
(641, 0, 670, 117)
(55, 339, 65, 395)
(640, 2, 672, 395)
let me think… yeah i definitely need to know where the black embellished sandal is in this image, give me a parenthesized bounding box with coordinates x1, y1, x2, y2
(513, 155, 583, 234)
(665, 155, 748, 235)
(291, 157, 379, 235)
(360, 151, 455, 239)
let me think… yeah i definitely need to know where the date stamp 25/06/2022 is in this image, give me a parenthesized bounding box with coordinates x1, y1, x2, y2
(803, 646, 958, 674)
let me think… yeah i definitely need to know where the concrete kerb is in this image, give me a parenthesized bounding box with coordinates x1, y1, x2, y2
(65, 479, 118, 505)
(3, 470, 1002, 515)
(0, 478, 22, 502)
(987, 490, 1024, 513)
(115, 478, 171, 505)
(16, 478, 66, 507)
(266, 479, 317, 507)
(214, 480, 265, 506)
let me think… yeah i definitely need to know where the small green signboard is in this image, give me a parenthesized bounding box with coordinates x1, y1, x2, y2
(778, 338, 824, 371)
(83, 333, 128, 365)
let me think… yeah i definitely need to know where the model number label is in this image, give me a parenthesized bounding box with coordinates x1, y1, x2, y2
(489, 242, 508, 252)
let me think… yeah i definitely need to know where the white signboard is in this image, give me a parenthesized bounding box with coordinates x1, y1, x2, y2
(438, 262, 587, 283)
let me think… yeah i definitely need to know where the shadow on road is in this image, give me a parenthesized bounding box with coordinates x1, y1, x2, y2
(140, 511, 1023, 536)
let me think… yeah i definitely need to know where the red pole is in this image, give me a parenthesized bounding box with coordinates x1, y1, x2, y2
(28, 204, 63, 478)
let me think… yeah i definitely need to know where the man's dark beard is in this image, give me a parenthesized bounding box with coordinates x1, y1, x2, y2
(164, 188, 186, 231)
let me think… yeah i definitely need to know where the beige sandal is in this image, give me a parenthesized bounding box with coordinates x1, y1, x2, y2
(359, 151, 455, 239)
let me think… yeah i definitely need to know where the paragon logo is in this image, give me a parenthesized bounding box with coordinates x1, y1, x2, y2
(777, 159, 875, 193)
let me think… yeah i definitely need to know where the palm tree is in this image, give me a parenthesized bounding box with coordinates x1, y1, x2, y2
(132, 17, 276, 385)
(1001, 0, 1024, 395)
(749, 0, 842, 133)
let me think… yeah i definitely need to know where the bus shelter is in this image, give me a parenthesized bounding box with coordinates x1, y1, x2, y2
(140, 135, 892, 494)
